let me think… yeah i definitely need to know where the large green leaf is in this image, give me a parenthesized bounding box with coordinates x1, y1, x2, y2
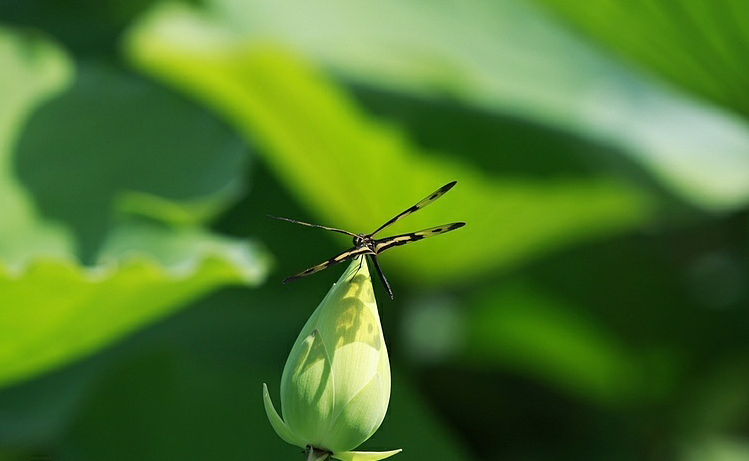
(125, 7, 652, 284)
(14, 63, 250, 259)
(0, 231, 266, 389)
(0, 28, 76, 265)
(0, 28, 268, 389)
(124, 0, 749, 211)
(400, 281, 677, 406)
(462, 283, 663, 405)
(531, 0, 749, 120)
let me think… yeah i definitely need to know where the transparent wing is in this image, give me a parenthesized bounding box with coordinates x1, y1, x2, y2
(268, 214, 358, 238)
(282, 245, 372, 283)
(368, 181, 457, 237)
(373, 222, 465, 254)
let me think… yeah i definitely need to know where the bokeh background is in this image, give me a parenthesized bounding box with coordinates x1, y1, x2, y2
(2, 1, 749, 460)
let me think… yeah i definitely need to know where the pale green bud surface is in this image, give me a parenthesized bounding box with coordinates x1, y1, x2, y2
(263, 257, 401, 461)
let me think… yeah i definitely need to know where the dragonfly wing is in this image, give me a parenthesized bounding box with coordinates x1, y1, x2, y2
(267, 214, 359, 238)
(282, 245, 372, 283)
(369, 181, 457, 237)
(373, 222, 465, 254)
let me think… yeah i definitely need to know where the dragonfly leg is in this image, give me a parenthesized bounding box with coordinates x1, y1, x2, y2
(370, 255, 393, 299)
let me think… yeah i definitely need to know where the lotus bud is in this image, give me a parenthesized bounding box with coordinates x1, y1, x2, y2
(263, 256, 401, 461)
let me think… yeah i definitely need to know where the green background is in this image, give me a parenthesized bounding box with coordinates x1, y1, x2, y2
(2, 1, 749, 460)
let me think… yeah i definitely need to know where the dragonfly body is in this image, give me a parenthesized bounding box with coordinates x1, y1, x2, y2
(270, 181, 465, 298)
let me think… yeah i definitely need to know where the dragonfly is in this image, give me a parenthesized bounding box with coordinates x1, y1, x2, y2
(269, 181, 465, 299)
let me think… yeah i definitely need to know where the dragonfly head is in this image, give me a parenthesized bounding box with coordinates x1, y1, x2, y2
(352, 234, 368, 248)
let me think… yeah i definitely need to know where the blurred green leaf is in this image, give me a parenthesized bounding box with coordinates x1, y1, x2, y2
(531, 0, 749, 119)
(0, 28, 76, 265)
(0, 28, 268, 389)
(0, 228, 267, 389)
(684, 437, 749, 461)
(123, 0, 749, 211)
(462, 283, 669, 405)
(14, 63, 249, 259)
(125, 7, 652, 284)
(115, 189, 234, 226)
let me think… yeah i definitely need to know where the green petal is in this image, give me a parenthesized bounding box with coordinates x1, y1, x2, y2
(323, 373, 389, 452)
(281, 329, 335, 445)
(262, 383, 306, 448)
(317, 261, 384, 414)
(332, 449, 402, 461)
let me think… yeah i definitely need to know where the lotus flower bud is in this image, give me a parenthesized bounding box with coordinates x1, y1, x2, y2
(263, 257, 401, 461)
